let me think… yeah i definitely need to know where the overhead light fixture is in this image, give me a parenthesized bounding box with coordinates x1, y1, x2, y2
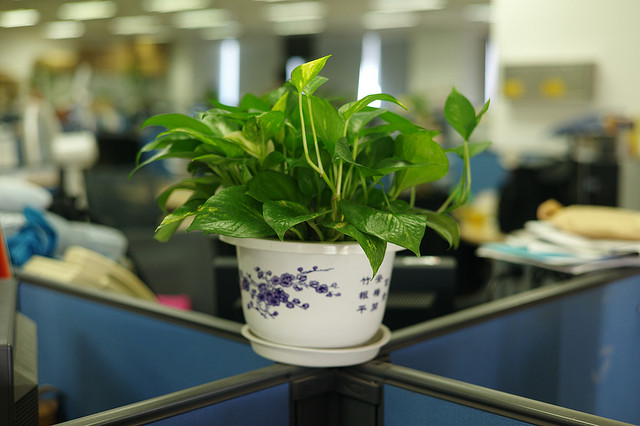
(200, 22, 243, 40)
(218, 38, 240, 106)
(109, 15, 161, 35)
(44, 21, 86, 39)
(357, 32, 382, 103)
(463, 4, 492, 23)
(58, 1, 117, 21)
(0, 9, 40, 28)
(370, 0, 446, 13)
(363, 11, 419, 30)
(172, 9, 232, 29)
(264, 1, 327, 23)
(142, 0, 211, 13)
(272, 18, 325, 36)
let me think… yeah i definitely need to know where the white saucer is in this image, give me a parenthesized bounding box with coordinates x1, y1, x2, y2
(241, 324, 391, 368)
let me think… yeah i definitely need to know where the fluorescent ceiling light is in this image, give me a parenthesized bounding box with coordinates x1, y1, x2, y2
(58, 1, 117, 21)
(142, 0, 211, 13)
(109, 15, 161, 35)
(363, 11, 419, 30)
(173, 9, 232, 29)
(200, 22, 243, 40)
(273, 19, 325, 36)
(264, 1, 327, 23)
(463, 4, 492, 23)
(218, 38, 240, 106)
(0, 9, 40, 28)
(357, 32, 382, 104)
(44, 21, 86, 39)
(370, 0, 446, 13)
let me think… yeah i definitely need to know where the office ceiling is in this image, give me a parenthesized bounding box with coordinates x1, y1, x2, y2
(0, 0, 491, 44)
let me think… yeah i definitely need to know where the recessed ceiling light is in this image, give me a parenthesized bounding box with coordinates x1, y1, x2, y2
(0, 9, 40, 28)
(363, 11, 419, 30)
(200, 22, 243, 40)
(463, 4, 492, 23)
(272, 19, 325, 36)
(370, 0, 446, 13)
(142, 0, 212, 13)
(264, 1, 327, 23)
(109, 15, 161, 35)
(44, 21, 86, 39)
(58, 1, 117, 21)
(172, 9, 233, 29)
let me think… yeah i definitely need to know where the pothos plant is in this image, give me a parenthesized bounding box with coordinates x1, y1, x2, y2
(133, 55, 490, 276)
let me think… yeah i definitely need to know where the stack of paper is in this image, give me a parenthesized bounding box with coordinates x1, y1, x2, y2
(477, 221, 640, 274)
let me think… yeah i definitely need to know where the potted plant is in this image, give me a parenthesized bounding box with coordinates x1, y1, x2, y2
(132, 55, 489, 366)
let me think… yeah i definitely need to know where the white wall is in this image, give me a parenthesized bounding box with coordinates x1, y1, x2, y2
(407, 29, 487, 108)
(491, 0, 640, 158)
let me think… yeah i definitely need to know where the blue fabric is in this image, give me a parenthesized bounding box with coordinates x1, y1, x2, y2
(7, 207, 57, 266)
(385, 385, 531, 425)
(17, 282, 272, 421)
(150, 383, 289, 425)
(390, 274, 640, 424)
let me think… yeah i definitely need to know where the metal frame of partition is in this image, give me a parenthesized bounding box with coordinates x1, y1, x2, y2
(14, 267, 640, 425)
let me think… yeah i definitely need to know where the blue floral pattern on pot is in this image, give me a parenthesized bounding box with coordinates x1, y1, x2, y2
(241, 266, 341, 318)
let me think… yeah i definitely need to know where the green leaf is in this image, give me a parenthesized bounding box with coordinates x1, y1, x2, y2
(413, 209, 460, 249)
(239, 93, 271, 112)
(347, 108, 387, 137)
(154, 220, 182, 243)
(141, 113, 213, 135)
(340, 200, 426, 256)
(444, 87, 477, 141)
(302, 95, 345, 154)
(341, 93, 405, 120)
(130, 140, 201, 176)
(262, 151, 289, 170)
(200, 113, 240, 137)
(258, 110, 285, 142)
(333, 138, 380, 177)
(272, 91, 289, 113)
(377, 110, 424, 135)
(263, 200, 330, 240)
(155, 175, 220, 212)
(303, 76, 328, 96)
(445, 141, 492, 159)
(326, 222, 387, 276)
(290, 55, 331, 93)
(162, 128, 245, 157)
(187, 186, 275, 238)
(476, 99, 490, 126)
(155, 198, 206, 242)
(391, 132, 449, 194)
(247, 170, 304, 204)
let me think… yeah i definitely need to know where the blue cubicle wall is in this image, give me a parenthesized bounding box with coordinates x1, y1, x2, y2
(389, 272, 640, 424)
(17, 280, 272, 421)
(384, 384, 530, 425)
(149, 383, 289, 426)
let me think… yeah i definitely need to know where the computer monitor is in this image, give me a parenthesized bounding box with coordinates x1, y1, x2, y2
(0, 278, 39, 426)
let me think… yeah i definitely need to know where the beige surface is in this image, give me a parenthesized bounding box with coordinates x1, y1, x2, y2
(537, 199, 640, 240)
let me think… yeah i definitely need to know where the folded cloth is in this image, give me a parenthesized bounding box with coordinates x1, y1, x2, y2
(7, 207, 57, 266)
(0, 177, 52, 212)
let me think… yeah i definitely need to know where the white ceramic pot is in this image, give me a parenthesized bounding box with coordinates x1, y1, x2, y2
(220, 236, 403, 349)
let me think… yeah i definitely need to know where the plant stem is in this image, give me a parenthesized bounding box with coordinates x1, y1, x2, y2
(298, 92, 337, 194)
(307, 220, 325, 241)
(298, 92, 323, 176)
(437, 139, 471, 213)
(306, 95, 325, 176)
